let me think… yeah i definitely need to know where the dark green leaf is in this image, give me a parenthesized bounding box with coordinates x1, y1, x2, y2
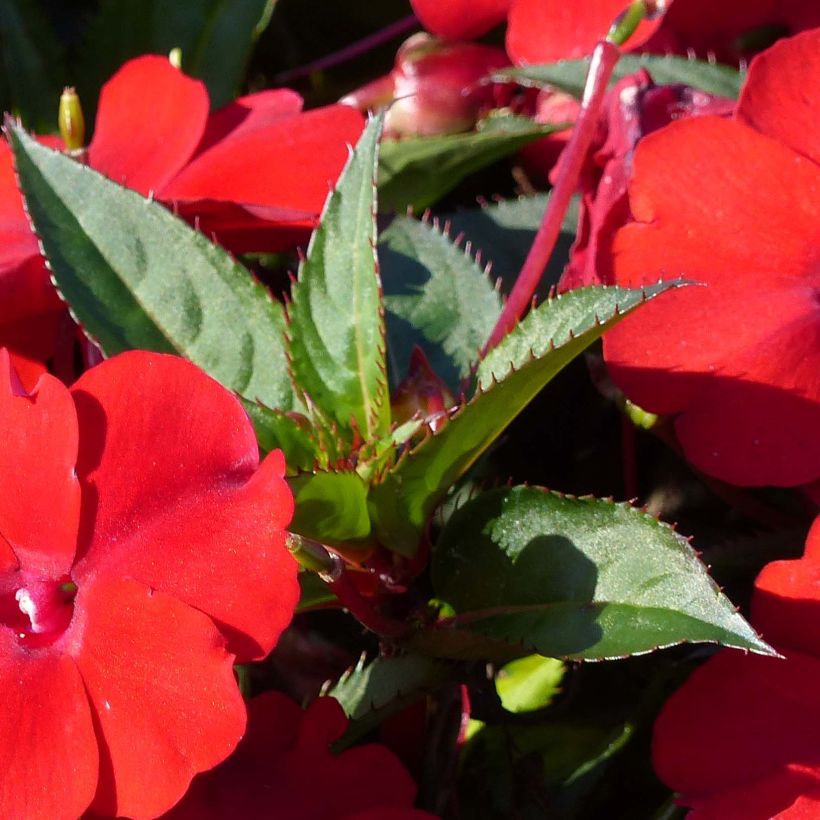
(443, 193, 579, 297)
(378, 116, 568, 212)
(289, 471, 372, 548)
(244, 403, 323, 470)
(79, 0, 275, 112)
(288, 114, 389, 443)
(297, 571, 337, 612)
(432, 487, 773, 659)
(496, 54, 744, 99)
(9, 125, 297, 411)
(369, 283, 676, 556)
(380, 215, 502, 390)
(0, 0, 66, 130)
(329, 654, 451, 748)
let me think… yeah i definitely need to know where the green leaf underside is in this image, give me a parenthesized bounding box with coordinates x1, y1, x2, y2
(289, 470, 372, 548)
(432, 487, 772, 660)
(369, 282, 676, 557)
(329, 654, 451, 748)
(443, 193, 579, 298)
(378, 116, 569, 212)
(496, 54, 744, 99)
(288, 114, 389, 444)
(79, 0, 275, 111)
(10, 125, 297, 412)
(380, 215, 502, 390)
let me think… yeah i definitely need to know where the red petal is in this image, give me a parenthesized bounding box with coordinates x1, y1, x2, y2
(0, 632, 97, 820)
(410, 0, 511, 41)
(653, 650, 820, 805)
(507, 0, 662, 63)
(69, 577, 245, 819)
(89, 55, 209, 196)
(738, 29, 820, 165)
(161, 104, 365, 251)
(0, 142, 41, 269)
(0, 350, 79, 575)
(195, 89, 304, 156)
(70, 351, 297, 661)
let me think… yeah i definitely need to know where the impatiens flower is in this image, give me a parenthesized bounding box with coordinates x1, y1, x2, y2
(557, 71, 733, 290)
(0, 349, 298, 820)
(653, 517, 820, 818)
(601, 29, 820, 486)
(410, 0, 819, 65)
(165, 691, 437, 819)
(0, 54, 364, 386)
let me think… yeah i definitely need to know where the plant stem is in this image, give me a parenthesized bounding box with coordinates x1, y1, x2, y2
(273, 15, 419, 85)
(327, 571, 411, 639)
(483, 39, 621, 353)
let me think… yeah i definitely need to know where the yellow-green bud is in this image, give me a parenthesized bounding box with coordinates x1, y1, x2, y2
(168, 47, 183, 69)
(58, 87, 85, 151)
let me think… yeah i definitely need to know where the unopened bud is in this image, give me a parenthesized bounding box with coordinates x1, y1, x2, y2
(168, 47, 183, 69)
(58, 87, 85, 152)
(392, 347, 455, 432)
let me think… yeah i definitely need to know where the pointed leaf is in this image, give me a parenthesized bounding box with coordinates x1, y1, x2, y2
(329, 654, 451, 749)
(443, 193, 579, 296)
(288, 114, 389, 444)
(369, 283, 678, 556)
(378, 116, 568, 212)
(289, 471, 372, 548)
(8, 124, 297, 412)
(297, 571, 337, 613)
(496, 54, 743, 99)
(244, 403, 324, 470)
(432, 486, 773, 659)
(380, 214, 502, 390)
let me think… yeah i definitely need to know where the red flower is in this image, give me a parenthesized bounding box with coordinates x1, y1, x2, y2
(0, 350, 298, 820)
(653, 518, 820, 818)
(601, 29, 820, 486)
(165, 691, 437, 819)
(557, 72, 733, 290)
(0, 54, 364, 386)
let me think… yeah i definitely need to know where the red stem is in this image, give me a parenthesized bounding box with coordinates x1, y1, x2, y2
(274, 15, 419, 85)
(483, 39, 621, 353)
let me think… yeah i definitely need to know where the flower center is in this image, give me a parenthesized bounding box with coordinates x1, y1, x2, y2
(0, 573, 77, 648)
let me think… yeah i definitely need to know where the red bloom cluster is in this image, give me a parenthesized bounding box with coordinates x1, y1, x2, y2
(602, 29, 820, 486)
(0, 55, 364, 386)
(409, 0, 820, 64)
(653, 518, 820, 817)
(0, 350, 298, 819)
(166, 691, 435, 819)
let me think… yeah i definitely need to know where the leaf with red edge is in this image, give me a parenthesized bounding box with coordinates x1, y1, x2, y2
(431, 487, 773, 660)
(9, 123, 299, 417)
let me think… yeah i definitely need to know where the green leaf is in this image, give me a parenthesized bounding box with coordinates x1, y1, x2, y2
(79, 0, 275, 111)
(244, 403, 324, 470)
(443, 193, 579, 297)
(380, 215, 502, 390)
(289, 471, 372, 548)
(495, 655, 564, 714)
(9, 124, 297, 412)
(378, 116, 568, 212)
(496, 54, 744, 99)
(432, 487, 773, 659)
(329, 654, 451, 749)
(0, 0, 66, 130)
(288, 114, 389, 443)
(369, 283, 676, 557)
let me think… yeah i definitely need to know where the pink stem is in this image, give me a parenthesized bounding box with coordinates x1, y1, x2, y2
(274, 15, 420, 85)
(483, 39, 621, 353)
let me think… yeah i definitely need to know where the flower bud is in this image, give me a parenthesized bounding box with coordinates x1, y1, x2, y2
(58, 87, 85, 152)
(391, 346, 455, 432)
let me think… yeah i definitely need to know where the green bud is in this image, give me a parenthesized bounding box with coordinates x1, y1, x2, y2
(58, 87, 85, 151)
